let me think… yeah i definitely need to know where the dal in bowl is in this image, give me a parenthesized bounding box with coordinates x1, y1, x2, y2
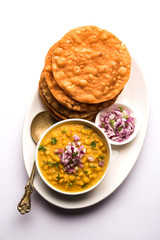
(36, 119, 111, 195)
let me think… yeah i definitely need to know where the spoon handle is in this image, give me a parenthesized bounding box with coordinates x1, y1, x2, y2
(17, 162, 36, 214)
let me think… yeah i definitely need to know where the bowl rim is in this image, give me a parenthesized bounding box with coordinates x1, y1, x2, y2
(95, 102, 139, 146)
(35, 118, 112, 195)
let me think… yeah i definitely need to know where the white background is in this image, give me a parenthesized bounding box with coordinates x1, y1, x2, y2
(0, 0, 160, 239)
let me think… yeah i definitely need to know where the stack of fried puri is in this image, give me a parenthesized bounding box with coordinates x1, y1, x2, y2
(39, 26, 131, 121)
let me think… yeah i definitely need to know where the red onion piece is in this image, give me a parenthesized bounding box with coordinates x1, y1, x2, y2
(73, 134, 80, 142)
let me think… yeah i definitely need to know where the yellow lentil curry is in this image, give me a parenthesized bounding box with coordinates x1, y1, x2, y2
(37, 123, 109, 193)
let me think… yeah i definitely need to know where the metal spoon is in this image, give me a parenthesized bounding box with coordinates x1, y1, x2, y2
(17, 111, 57, 214)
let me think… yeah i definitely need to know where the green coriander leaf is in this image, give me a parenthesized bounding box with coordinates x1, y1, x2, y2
(43, 161, 59, 168)
(109, 119, 115, 128)
(72, 152, 78, 158)
(82, 183, 87, 188)
(123, 115, 129, 119)
(119, 106, 124, 112)
(67, 183, 72, 187)
(90, 165, 96, 169)
(38, 145, 46, 151)
(56, 174, 60, 180)
(84, 125, 91, 129)
(101, 122, 105, 128)
(118, 126, 123, 132)
(91, 141, 96, 149)
(84, 170, 88, 174)
(51, 137, 57, 145)
(99, 155, 104, 160)
(62, 130, 67, 134)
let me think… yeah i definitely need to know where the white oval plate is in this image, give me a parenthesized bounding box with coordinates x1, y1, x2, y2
(22, 58, 149, 209)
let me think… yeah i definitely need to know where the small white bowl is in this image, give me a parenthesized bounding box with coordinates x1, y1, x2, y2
(35, 118, 112, 195)
(95, 103, 139, 146)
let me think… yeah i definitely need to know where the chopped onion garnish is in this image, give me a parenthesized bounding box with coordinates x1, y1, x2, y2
(99, 105, 135, 142)
(98, 160, 104, 167)
(73, 134, 80, 142)
(88, 156, 94, 162)
(58, 138, 85, 173)
(55, 148, 64, 154)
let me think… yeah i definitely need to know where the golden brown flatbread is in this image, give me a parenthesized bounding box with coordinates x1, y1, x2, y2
(39, 85, 96, 122)
(39, 88, 62, 121)
(45, 49, 120, 112)
(50, 26, 131, 103)
(39, 70, 97, 118)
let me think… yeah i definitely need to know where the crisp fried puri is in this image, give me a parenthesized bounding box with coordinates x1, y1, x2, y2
(39, 85, 97, 121)
(39, 87, 62, 121)
(50, 26, 131, 103)
(45, 48, 120, 112)
(39, 70, 97, 118)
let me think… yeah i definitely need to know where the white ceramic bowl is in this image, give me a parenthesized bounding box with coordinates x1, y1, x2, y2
(35, 118, 112, 195)
(95, 103, 139, 146)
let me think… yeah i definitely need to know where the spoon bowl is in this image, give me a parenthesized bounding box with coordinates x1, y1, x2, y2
(31, 111, 57, 144)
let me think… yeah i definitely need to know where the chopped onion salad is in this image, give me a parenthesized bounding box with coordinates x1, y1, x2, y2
(99, 106, 135, 142)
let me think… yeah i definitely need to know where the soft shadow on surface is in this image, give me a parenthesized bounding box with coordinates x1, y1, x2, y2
(33, 188, 109, 216)
(32, 176, 128, 217)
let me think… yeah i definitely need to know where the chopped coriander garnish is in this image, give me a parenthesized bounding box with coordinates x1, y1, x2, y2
(123, 115, 129, 119)
(109, 119, 115, 128)
(84, 170, 88, 174)
(99, 155, 104, 160)
(90, 165, 96, 169)
(43, 161, 59, 168)
(51, 137, 57, 145)
(101, 122, 105, 128)
(38, 145, 46, 151)
(82, 183, 87, 188)
(75, 174, 78, 177)
(118, 126, 123, 132)
(119, 106, 124, 112)
(91, 141, 96, 149)
(84, 125, 91, 129)
(56, 173, 60, 180)
(62, 130, 67, 134)
(72, 152, 78, 158)
(67, 183, 72, 187)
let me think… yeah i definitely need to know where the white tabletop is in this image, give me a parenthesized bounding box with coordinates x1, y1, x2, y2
(0, 1, 160, 240)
